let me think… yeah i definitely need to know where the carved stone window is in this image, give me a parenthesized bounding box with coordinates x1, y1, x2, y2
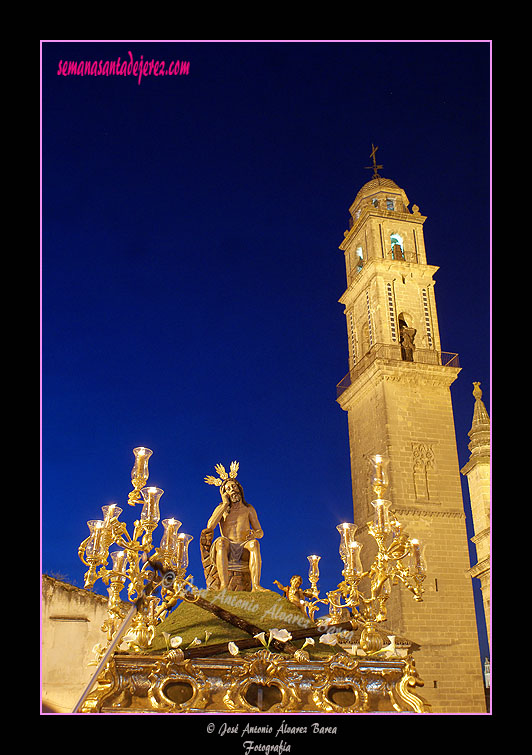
(412, 442, 436, 501)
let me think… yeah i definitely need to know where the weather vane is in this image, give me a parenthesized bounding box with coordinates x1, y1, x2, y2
(365, 143, 383, 180)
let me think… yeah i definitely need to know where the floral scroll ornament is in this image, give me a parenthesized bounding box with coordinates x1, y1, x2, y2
(222, 648, 303, 712)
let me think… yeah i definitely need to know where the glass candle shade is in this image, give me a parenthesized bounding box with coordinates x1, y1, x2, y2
(307, 555, 321, 582)
(390, 516, 404, 538)
(110, 549, 128, 575)
(370, 499, 392, 535)
(85, 520, 107, 560)
(327, 590, 344, 617)
(175, 533, 193, 571)
(131, 447, 153, 488)
(140, 486, 163, 526)
(102, 504, 122, 527)
(111, 551, 127, 582)
(370, 453, 390, 496)
(347, 541, 363, 576)
(337, 523, 358, 561)
(409, 539, 426, 575)
(160, 518, 182, 554)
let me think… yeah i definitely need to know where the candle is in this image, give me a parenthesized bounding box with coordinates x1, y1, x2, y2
(102, 503, 119, 527)
(411, 539, 422, 567)
(346, 540, 362, 574)
(376, 501, 385, 531)
(175, 533, 193, 570)
(160, 518, 182, 552)
(110, 550, 127, 574)
(370, 453, 390, 495)
(374, 454, 383, 482)
(140, 486, 163, 524)
(175, 535, 184, 565)
(307, 554, 321, 579)
(337, 523, 356, 546)
(132, 447, 153, 484)
(92, 521, 103, 555)
(371, 499, 391, 534)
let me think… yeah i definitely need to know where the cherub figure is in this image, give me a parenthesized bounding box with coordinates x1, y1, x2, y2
(274, 575, 317, 617)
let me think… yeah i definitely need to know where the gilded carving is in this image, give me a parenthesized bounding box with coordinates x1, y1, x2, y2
(311, 655, 369, 712)
(80, 650, 430, 713)
(392, 656, 427, 713)
(148, 655, 209, 711)
(222, 649, 302, 712)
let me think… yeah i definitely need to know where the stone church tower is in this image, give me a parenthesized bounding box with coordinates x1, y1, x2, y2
(336, 158, 486, 712)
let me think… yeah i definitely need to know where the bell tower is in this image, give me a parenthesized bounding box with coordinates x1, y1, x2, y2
(336, 148, 486, 713)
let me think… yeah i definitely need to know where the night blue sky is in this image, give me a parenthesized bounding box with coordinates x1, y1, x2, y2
(41, 41, 490, 660)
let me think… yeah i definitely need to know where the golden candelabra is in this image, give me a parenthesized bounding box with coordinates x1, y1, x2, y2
(78, 447, 196, 660)
(285, 453, 426, 653)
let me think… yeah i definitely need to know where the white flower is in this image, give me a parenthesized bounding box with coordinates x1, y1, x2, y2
(228, 642, 239, 656)
(385, 635, 396, 654)
(170, 635, 183, 648)
(204, 631, 212, 643)
(186, 637, 201, 648)
(269, 628, 292, 643)
(254, 632, 267, 647)
(344, 645, 359, 656)
(319, 632, 338, 646)
(162, 632, 171, 650)
(301, 637, 315, 650)
(368, 635, 397, 657)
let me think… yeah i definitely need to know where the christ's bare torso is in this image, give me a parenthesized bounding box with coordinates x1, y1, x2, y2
(220, 503, 253, 542)
(208, 500, 262, 542)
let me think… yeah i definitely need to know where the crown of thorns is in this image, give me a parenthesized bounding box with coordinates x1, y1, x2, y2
(204, 461, 239, 487)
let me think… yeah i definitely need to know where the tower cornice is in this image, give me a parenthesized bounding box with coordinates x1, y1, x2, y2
(467, 556, 490, 580)
(337, 349, 460, 411)
(460, 452, 490, 476)
(339, 260, 439, 308)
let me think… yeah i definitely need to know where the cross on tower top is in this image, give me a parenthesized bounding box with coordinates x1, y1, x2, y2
(365, 143, 384, 180)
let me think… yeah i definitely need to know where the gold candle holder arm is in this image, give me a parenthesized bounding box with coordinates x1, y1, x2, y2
(78, 535, 92, 567)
